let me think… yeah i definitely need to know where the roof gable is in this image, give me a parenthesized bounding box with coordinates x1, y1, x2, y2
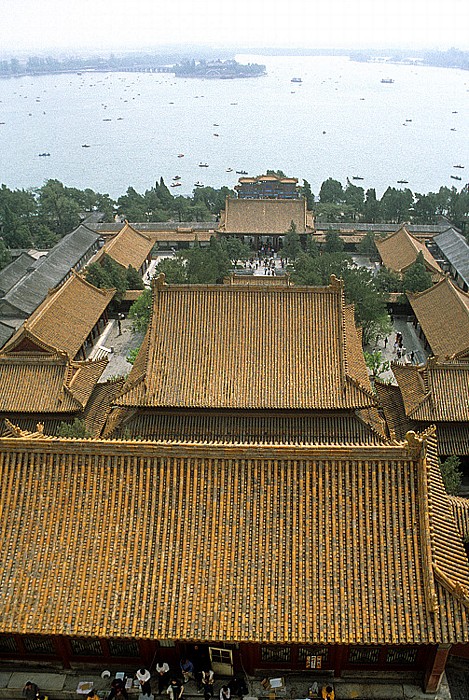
(103, 221, 153, 271)
(408, 277, 469, 358)
(375, 225, 442, 276)
(3, 271, 114, 359)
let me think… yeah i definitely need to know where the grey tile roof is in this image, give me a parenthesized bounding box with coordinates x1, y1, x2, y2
(0, 253, 37, 296)
(434, 227, 469, 287)
(0, 321, 16, 350)
(0, 225, 100, 318)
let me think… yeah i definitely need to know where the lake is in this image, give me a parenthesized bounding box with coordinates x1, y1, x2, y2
(0, 54, 468, 199)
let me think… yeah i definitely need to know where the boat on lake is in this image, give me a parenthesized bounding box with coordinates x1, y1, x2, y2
(291, 77, 302, 83)
(397, 180, 408, 184)
(173, 175, 181, 180)
(170, 182, 182, 187)
(199, 162, 209, 167)
(352, 176, 364, 180)
(81, 144, 90, 148)
(236, 170, 248, 175)
(453, 164, 464, 169)
(381, 78, 394, 84)
(451, 175, 462, 181)
(38, 152, 50, 157)
(226, 168, 233, 172)
(177, 153, 184, 158)
(194, 182, 204, 188)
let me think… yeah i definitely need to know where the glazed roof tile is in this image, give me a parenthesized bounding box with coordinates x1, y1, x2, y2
(0, 431, 467, 643)
(116, 276, 375, 411)
(392, 359, 469, 422)
(408, 277, 469, 358)
(3, 272, 114, 360)
(102, 222, 154, 270)
(449, 496, 469, 540)
(105, 408, 387, 444)
(0, 353, 108, 413)
(375, 226, 442, 276)
(220, 198, 308, 233)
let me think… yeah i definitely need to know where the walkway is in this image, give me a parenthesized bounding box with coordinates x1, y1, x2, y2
(0, 666, 453, 700)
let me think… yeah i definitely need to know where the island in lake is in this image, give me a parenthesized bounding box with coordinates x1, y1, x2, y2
(172, 59, 266, 79)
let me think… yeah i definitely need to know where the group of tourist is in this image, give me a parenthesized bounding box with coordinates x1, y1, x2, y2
(95, 657, 248, 700)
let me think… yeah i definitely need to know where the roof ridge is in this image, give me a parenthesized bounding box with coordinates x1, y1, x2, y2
(122, 220, 152, 242)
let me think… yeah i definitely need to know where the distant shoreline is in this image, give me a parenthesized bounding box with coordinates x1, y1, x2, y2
(0, 47, 467, 79)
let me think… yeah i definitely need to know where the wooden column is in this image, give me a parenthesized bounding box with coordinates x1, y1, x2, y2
(423, 644, 451, 693)
(333, 645, 348, 678)
(53, 635, 71, 669)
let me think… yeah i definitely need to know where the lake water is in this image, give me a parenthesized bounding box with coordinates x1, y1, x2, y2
(0, 54, 468, 199)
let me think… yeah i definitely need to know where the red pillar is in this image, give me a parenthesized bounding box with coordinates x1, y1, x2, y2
(423, 644, 451, 693)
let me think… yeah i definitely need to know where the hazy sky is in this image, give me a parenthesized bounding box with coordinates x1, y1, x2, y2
(1, 0, 468, 54)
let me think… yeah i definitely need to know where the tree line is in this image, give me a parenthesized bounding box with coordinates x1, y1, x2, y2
(0, 176, 468, 273)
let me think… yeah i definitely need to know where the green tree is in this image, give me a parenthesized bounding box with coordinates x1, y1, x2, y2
(364, 350, 390, 380)
(0, 240, 11, 270)
(380, 186, 413, 223)
(402, 252, 433, 293)
(374, 266, 403, 293)
(36, 179, 81, 236)
(300, 180, 315, 209)
(324, 230, 344, 253)
(363, 188, 382, 223)
(319, 178, 344, 204)
(85, 254, 127, 301)
(126, 346, 141, 365)
(357, 232, 379, 260)
(344, 180, 365, 218)
(155, 256, 187, 283)
(219, 236, 251, 266)
(439, 455, 463, 495)
(129, 288, 152, 332)
(126, 265, 144, 290)
(116, 187, 148, 221)
(183, 238, 230, 283)
(57, 418, 92, 438)
(282, 221, 302, 261)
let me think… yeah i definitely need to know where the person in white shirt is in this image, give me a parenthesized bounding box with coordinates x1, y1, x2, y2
(220, 686, 230, 700)
(155, 661, 170, 695)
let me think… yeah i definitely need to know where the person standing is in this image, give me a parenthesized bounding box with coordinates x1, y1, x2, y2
(156, 660, 170, 695)
(136, 669, 152, 698)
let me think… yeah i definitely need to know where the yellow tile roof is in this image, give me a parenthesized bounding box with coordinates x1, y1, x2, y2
(408, 277, 469, 358)
(393, 359, 469, 422)
(105, 408, 387, 444)
(375, 226, 442, 276)
(220, 198, 308, 233)
(3, 272, 114, 360)
(103, 222, 154, 270)
(116, 276, 375, 411)
(0, 431, 468, 643)
(0, 353, 108, 413)
(449, 496, 469, 540)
